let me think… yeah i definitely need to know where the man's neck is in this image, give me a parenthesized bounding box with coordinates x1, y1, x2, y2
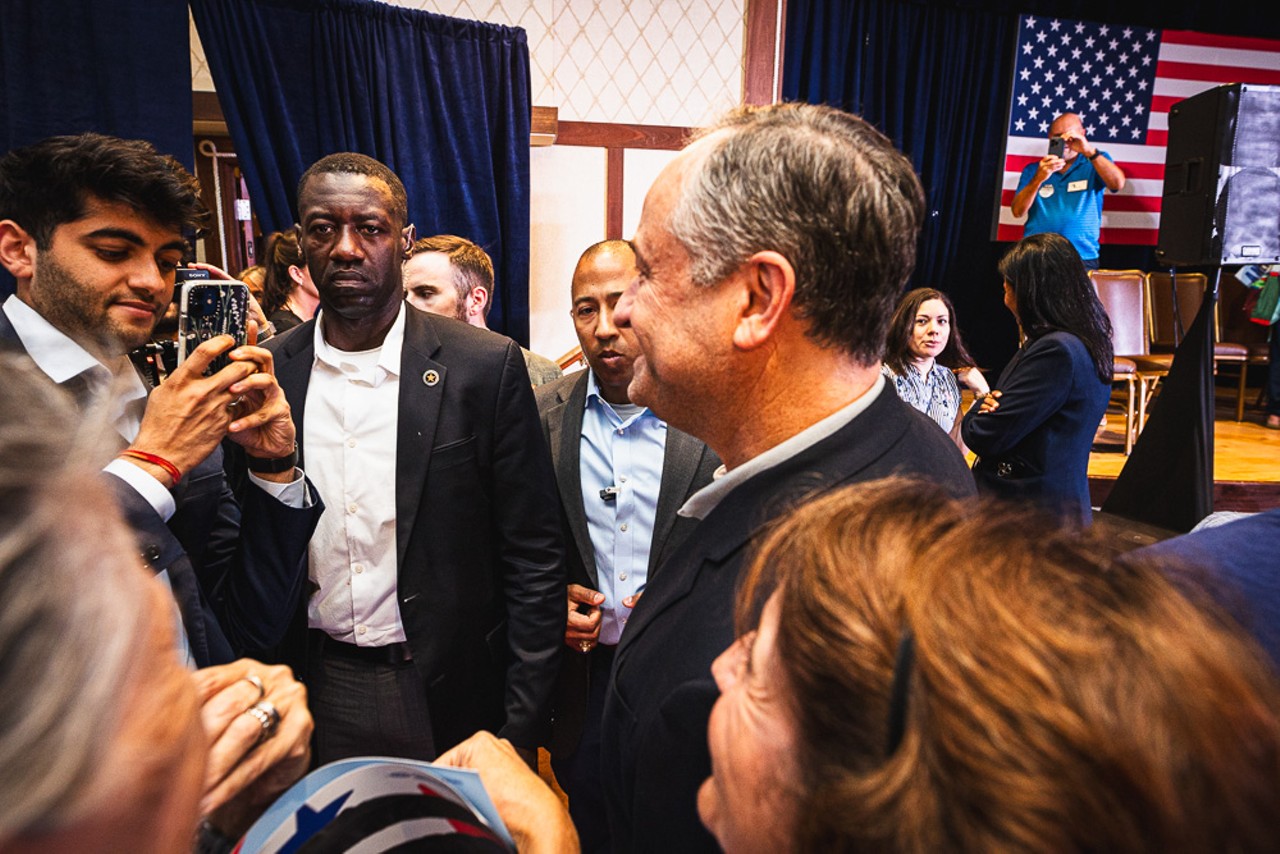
(320, 304, 399, 351)
(711, 348, 880, 470)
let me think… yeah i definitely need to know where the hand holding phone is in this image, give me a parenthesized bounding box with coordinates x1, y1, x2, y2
(177, 269, 249, 377)
(1047, 136, 1066, 159)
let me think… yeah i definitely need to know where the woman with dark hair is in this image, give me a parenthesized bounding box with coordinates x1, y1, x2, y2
(883, 288, 989, 444)
(961, 233, 1113, 524)
(259, 230, 318, 333)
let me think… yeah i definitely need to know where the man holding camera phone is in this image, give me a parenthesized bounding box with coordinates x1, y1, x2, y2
(0, 134, 325, 840)
(1011, 112, 1126, 269)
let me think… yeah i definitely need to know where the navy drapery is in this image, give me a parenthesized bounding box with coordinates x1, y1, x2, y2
(0, 0, 192, 298)
(190, 0, 532, 343)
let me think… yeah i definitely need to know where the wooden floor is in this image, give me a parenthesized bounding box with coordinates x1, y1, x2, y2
(1089, 386, 1280, 484)
(962, 381, 1280, 514)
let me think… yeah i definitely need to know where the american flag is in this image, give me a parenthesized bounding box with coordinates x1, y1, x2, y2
(996, 14, 1280, 246)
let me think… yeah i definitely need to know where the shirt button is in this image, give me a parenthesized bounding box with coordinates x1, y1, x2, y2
(347, 502, 358, 514)
(353, 563, 364, 574)
(616, 427, 624, 435)
(620, 523, 628, 532)
(620, 475, 628, 483)
(357, 625, 367, 635)
(619, 572, 628, 581)
(347, 437, 357, 448)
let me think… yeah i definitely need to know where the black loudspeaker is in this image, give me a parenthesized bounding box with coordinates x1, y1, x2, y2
(1157, 83, 1280, 266)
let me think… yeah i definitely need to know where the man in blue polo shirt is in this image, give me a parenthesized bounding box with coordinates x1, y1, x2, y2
(1012, 112, 1126, 269)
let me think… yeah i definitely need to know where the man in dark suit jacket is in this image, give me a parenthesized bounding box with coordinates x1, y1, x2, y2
(269, 153, 564, 765)
(535, 240, 718, 851)
(602, 105, 977, 852)
(0, 132, 318, 667)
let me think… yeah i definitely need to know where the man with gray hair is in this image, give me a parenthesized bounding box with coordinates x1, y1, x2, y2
(601, 103, 976, 850)
(403, 233, 563, 385)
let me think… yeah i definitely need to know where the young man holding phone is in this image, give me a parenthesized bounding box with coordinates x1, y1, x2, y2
(0, 132, 320, 666)
(1010, 112, 1127, 269)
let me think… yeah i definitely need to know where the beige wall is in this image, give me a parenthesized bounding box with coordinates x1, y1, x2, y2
(189, 1, 747, 354)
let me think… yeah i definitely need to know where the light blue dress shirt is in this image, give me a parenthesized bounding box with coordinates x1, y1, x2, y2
(580, 371, 667, 645)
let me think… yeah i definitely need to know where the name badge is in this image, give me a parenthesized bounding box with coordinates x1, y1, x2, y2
(1068, 180, 1088, 192)
(1038, 185, 1055, 199)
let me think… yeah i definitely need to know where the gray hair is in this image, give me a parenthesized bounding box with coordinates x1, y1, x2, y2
(0, 354, 155, 840)
(669, 103, 925, 365)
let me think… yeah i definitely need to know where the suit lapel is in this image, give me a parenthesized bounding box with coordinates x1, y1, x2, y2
(649, 427, 703, 575)
(395, 310, 445, 570)
(271, 321, 317, 469)
(548, 373, 597, 584)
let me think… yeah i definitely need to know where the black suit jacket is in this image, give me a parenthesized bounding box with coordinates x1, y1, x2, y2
(0, 310, 320, 667)
(267, 307, 566, 750)
(534, 371, 719, 756)
(961, 331, 1111, 525)
(600, 388, 977, 852)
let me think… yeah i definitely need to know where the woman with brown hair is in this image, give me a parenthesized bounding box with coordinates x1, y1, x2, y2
(442, 478, 1280, 852)
(705, 478, 1280, 852)
(883, 287, 988, 445)
(259, 230, 318, 333)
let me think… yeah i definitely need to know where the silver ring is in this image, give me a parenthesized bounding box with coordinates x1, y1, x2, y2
(242, 674, 265, 703)
(227, 394, 246, 414)
(244, 700, 280, 740)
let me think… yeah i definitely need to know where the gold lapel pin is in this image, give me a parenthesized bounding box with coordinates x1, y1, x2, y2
(423, 369, 440, 387)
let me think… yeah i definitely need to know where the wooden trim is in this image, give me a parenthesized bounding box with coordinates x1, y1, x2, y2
(744, 0, 783, 105)
(556, 120, 691, 150)
(606, 148, 625, 239)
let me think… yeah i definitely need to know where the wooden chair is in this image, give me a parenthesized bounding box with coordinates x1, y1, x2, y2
(1090, 269, 1167, 454)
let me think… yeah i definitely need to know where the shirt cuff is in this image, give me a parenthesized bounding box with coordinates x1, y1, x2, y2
(104, 458, 177, 522)
(248, 467, 311, 508)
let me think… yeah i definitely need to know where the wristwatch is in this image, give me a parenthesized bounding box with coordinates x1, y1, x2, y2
(1086, 149, 1102, 160)
(246, 442, 299, 474)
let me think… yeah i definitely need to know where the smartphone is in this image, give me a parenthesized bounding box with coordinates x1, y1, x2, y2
(1048, 136, 1066, 159)
(177, 269, 249, 376)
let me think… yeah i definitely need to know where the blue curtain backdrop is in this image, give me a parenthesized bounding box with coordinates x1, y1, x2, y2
(0, 0, 192, 298)
(189, 0, 532, 343)
(782, 0, 1279, 375)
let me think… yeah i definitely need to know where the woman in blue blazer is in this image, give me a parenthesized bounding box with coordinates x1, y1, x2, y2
(962, 233, 1113, 524)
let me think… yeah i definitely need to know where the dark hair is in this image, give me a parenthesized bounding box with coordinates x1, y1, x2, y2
(674, 103, 925, 364)
(0, 132, 209, 249)
(296, 152, 408, 227)
(738, 478, 1280, 852)
(998, 233, 1114, 381)
(407, 234, 494, 318)
(260, 231, 303, 315)
(883, 288, 976, 376)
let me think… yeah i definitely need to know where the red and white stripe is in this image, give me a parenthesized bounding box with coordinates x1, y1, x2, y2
(996, 29, 1280, 246)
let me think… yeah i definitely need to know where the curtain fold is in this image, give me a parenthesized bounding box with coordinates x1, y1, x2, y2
(0, 0, 191, 298)
(190, 0, 532, 342)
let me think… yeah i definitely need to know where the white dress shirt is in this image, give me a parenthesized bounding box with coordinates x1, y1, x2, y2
(304, 305, 407, 646)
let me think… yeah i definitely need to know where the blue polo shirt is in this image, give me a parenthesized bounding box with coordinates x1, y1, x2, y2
(1017, 151, 1114, 261)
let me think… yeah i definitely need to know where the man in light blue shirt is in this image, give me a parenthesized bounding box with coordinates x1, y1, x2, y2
(535, 240, 717, 852)
(1011, 112, 1127, 268)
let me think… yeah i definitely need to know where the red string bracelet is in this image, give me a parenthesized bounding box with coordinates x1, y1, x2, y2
(119, 449, 182, 486)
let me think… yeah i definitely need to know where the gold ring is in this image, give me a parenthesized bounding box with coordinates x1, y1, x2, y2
(579, 640, 592, 654)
